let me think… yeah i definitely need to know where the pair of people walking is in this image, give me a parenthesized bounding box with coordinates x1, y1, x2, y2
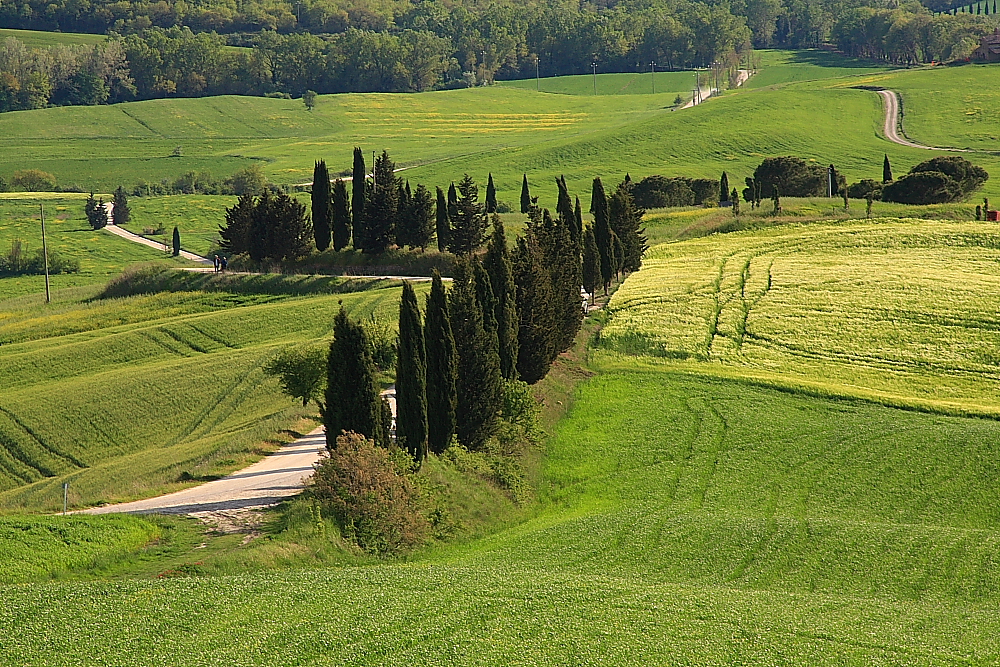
(213, 255, 228, 273)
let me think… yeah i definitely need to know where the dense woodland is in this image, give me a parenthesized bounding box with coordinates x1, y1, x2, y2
(2, 0, 999, 112)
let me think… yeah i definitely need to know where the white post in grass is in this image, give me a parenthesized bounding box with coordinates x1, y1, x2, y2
(40, 204, 50, 304)
(62, 482, 68, 515)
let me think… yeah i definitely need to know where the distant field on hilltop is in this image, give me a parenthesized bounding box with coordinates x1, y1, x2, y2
(498, 70, 697, 96)
(0, 27, 104, 48)
(742, 48, 889, 89)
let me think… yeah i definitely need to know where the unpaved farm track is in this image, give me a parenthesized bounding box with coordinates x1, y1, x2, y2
(82, 428, 327, 515)
(877, 89, 967, 152)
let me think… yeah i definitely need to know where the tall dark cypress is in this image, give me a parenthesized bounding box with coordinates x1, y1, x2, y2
(512, 225, 557, 384)
(592, 177, 613, 293)
(556, 175, 578, 245)
(609, 180, 647, 275)
(719, 171, 729, 204)
(331, 178, 351, 251)
(883, 154, 893, 183)
(483, 216, 519, 380)
(364, 150, 398, 253)
(582, 224, 600, 299)
(574, 196, 583, 244)
(325, 307, 384, 450)
(447, 182, 458, 219)
(424, 271, 457, 454)
(540, 208, 582, 352)
(395, 180, 413, 248)
(486, 173, 497, 213)
(411, 184, 436, 250)
(520, 174, 531, 214)
(351, 148, 367, 250)
(435, 186, 450, 252)
(474, 258, 498, 339)
(311, 160, 332, 251)
(450, 257, 502, 450)
(396, 282, 427, 463)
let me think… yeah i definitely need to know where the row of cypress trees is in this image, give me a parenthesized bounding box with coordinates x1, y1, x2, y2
(324, 172, 646, 460)
(311, 150, 499, 256)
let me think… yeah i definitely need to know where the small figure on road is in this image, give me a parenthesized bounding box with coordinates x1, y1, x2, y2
(213, 255, 220, 272)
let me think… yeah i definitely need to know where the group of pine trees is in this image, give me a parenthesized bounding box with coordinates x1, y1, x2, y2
(322, 171, 647, 461)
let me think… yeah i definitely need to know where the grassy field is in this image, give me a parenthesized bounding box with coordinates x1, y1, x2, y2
(4, 368, 1000, 662)
(125, 194, 235, 257)
(0, 27, 105, 48)
(0, 194, 195, 300)
(0, 276, 419, 511)
(742, 48, 889, 89)
(498, 70, 696, 97)
(601, 218, 1000, 416)
(0, 47, 968, 209)
(0, 514, 158, 583)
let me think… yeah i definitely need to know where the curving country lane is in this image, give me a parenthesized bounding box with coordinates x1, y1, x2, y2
(876, 89, 967, 152)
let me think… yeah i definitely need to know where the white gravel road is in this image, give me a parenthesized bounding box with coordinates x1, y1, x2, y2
(877, 89, 966, 152)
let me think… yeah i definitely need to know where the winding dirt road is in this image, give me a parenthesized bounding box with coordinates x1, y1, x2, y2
(83, 387, 396, 515)
(877, 89, 966, 152)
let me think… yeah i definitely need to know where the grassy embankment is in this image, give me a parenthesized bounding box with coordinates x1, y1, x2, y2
(6, 219, 1000, 662)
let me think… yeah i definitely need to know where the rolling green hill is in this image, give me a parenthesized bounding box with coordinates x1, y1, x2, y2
(498, 70, 697, 96)
(0, 278, 414, 511)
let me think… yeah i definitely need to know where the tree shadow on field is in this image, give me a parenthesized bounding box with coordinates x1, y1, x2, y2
(786, 49, 887, 69)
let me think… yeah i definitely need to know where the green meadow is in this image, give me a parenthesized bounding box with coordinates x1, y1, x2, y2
(0, 194, 194, 300)
(498, 69, 697, 96)
(0, 27, 105, 48)
(4, 48, 1000, 664)
(0, 277, 416, 511)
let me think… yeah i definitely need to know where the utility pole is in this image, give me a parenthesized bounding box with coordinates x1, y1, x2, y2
(62, 482, 68, 515)
(40, 203, 50, 303)
(827, 164, 834, 198)
(592, 61, 597, 95)
(650, 61, 656, 94)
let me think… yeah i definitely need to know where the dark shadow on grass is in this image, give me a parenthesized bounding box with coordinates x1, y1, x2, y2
(784, 48, 889, 70)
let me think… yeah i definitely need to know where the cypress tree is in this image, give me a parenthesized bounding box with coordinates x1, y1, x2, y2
(172, 226, 180, 256)
(435, 186, 450, 252)
(396, 281, 427, 463)
(351, 147, 367, 250)
(556, 175, 579, 246)
(411, 184, 436, 250)
(447, 174, 488, 255)
(424, 271, 457, 454)
(582, 224, 600, 299)
(520, 173, 531, 214)
(883, 154, 893, 183)
(325, 306, 384, 450)
(450, 257, 502, 449)
(219, 193, 253, 254)
(474, 258, 498, 339)
(364, 150, 398, 253)
(611, 231, 624, 281)
(574, 196, 584, 243)
(512, 226, 557, 384)
(609, 181, 647, 275)
(537, 208, 583, 353)
(112, 186, 130, 225)
(447, 182, 458, 221)
(331, 178, 351, 251)
(719, 171, 729, 204)
(395, 180, 413, 248)
(486, 172, 497, 213)
(311, 160, 332, 251)
(592, 177, 613, 293)
(483, 216, 519, 380)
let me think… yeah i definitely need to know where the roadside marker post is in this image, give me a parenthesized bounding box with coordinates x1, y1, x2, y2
(63, 482, 68, 515)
